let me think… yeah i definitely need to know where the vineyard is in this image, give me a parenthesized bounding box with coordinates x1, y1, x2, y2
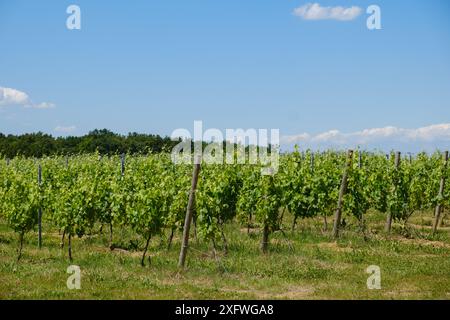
(1, 150, 450, 299)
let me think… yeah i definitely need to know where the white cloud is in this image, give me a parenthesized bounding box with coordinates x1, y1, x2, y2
(283, 133, 310, 144)
(281, 124, 450, 151)
(293, 3, 362, 21)
(0, 87, 30, 106)
(0, 86, 55, 109)
(54, 125, 76, 133)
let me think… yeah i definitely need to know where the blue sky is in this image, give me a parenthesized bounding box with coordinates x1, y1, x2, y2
(1, 0, 450, 151)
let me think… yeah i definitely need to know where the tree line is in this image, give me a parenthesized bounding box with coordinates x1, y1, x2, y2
(0, 129, 181, 158)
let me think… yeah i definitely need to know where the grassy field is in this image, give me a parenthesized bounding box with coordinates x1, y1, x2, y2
(0, 210, 449, 300)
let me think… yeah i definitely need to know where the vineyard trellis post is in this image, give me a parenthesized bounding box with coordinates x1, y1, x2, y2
(432, 151, 449, 234)
(121, 153, 126, 176)
(385, 151, 401, 234)
(6, 158, 10, 166)
(38, 164, 43, 249)
(178, 157, 202, 268)
(332, 150, 353, 239)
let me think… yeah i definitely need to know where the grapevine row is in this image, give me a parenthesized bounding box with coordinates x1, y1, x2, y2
(0, 150, 448, 264)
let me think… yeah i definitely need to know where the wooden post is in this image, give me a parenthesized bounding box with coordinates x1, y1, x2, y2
(178, 157, 202, 268)
(437, 206, 446, 229)
(261, 224, 270, 254)
(65, 156, 69, 168)
(68, 233, 73, 261)
(38, 164, 42, 249)
(6, 158, 10, 166)
(385, 152, 401, 234)
(432, 151, 449, 234)
(310, 153, 314, 172)
(121, 153, 125, 176)
(332, 150, 353, 239)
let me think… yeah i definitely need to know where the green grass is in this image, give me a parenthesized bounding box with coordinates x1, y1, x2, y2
(1, 210, 449, 300)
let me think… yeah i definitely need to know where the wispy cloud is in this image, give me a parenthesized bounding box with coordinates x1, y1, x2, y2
(0, 86, 55, 109)
(281, 124, 450, 151)
(31, 102, 56, 109)
(293, 3, 362, 21)
(54, 125, 76, 133)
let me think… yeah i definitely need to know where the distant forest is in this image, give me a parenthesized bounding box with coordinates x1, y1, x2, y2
(0, 129, 182, 158)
